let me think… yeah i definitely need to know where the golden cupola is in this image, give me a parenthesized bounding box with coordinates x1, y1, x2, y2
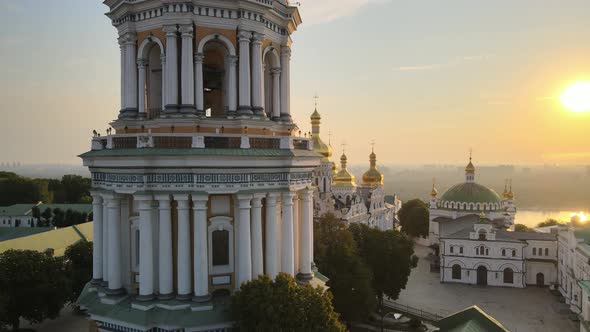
(333, 153, 356, 187)
(502, 179, 509, 199)
(310, 109, 332, 162)
(506, 179, 515, 200)
(362, 148, 384, 186)
(430, 178, 438, 197)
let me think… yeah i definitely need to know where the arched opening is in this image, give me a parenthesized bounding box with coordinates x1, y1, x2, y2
(536, 273, 545, 287)
(263, 47, 280, 119)
(323, 177, 327, 193)
(477, 266, 488, 285)
(503, 268, 514, 284)
(202, 41, 230, 117)
(138, 37, 165, 119)
(452, 264, 461, 280)
(478, 229, 487, 240)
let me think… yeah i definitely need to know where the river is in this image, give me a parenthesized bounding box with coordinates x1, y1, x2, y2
(515, 210, 589, 228)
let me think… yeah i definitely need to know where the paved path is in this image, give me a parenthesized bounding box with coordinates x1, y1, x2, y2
(396, 245, 577, 332)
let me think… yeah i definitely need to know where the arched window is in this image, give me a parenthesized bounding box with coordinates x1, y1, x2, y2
(459, 247, 463, 254)
(450, 246, 454, 253)
(512, 250, 516, 257)
(485, 248, 489, 255)
(478, 231, 487, 240)
(452, 264, 461, 280)
(503, 268, 514, 284)
(502, 249, 506, 256)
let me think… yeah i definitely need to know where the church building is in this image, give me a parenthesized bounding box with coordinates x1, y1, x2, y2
(429, 157, 557, 288)
(77, 1, 323, 331)
(310, 109, 400, 231)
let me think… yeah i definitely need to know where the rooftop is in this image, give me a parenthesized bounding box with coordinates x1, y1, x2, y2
(0, 222, 93, 256)
(437, 305, 510, 332)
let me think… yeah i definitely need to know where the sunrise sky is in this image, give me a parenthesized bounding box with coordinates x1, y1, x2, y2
(0, 0, 589, 165)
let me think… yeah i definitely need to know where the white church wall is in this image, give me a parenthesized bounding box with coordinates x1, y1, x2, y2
(525, 261, 556, 286)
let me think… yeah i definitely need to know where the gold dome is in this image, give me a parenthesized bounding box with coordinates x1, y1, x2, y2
(430, 178, 438, 197)
(362, 149, 383, 186)
(333, 153, 357, 187)
(310, 108, 332, 162)
(465, 159, 475, 173)
(507, 179, 515, 199)
(502, 180, 509, 199)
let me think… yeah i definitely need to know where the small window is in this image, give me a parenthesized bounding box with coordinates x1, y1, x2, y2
(533, 248, 537, 255)
(502, 249, 506, 256)
(476, 247, 479, 255)
(450, 246, 454, 253)
(512, 250, 516, 257)
(545, 248, 549, 256)
(503, 268, 514, 284)
(459, 247, 463, 254)
(485, 248, 489, 255)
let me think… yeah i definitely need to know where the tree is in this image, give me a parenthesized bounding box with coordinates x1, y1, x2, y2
(537, 219, 564, 228)
(515, 224, 533, 232)
(314, 214, 376, 323)
(64, 241, 93, 304)
(41, 207, 53, 226)
(398, 199, 429, 238)
(31, 206, 41, 226)
(52, 208, 65, 228)
(0, 250, 69, 331)
(349, 223, 418, 328)
(232, 273, 346, 332)
(60, 175, 91, 203)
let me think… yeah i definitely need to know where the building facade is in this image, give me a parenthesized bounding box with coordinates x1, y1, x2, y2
(309, 109, 399, 231)
(431, 157, 557, 288)
(77, 1, 323, 331)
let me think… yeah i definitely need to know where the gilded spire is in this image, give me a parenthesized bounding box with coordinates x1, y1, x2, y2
(362, 142, 383, 186)
(502, 179, 509, 199)
(333, 145, 356, 187)
(507, 179, 515, 199)
(430, 178, 438, 197)
(310, 102, 332, 162)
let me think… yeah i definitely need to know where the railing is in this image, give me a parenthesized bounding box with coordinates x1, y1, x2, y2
(91, 133, 312, 151)
(382, 300, 443, 323)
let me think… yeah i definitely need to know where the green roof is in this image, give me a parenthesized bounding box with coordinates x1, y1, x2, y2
(80, 148, 321, 158)
(0, 204, 36, 216)
(437, 305, 510, 332)
(0, 227, 51, 241)
(574, 227, 590, 245)
(440, 183, 502, 204)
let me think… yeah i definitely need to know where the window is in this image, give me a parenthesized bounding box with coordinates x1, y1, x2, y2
(545, 248, 549, 256)
(212, 230, 230, 266)
(459, 247, 463, 254)
(476, 247, 479, 255)
(479, 233, 487, 240)
(452, 264, 461, 280)
(503, 268, 514, 284)
(450, 246, 454, 253)
(485, 248, 489, 255)
(533, 248, 537, 255)
(502, 249, 506, 256)
(512, 250, 516, 257)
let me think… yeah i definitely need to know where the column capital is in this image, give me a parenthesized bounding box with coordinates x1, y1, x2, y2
(160, 54, 166, 63)
(154, 193, 171, 202)
(300, 188, 314, 201)
(251, 32, 264, 44)
(103, 193, 122, 206)
(179, 25, 194, 37)
(194, 53, 204, 63)
(282, 191, 296, 204)
(238, 30, 253, 42)
(90, 190, 103, 201)
(280, 46, 291, 57)
(163, 25, 178, 36)
(118, 32, 137, 46)
(252, 193, 265, 207)
(271, 67, 281, 76)
(237, 194, 252, 208)
(191, 194, 208, 210)
(136, 58, 148, 67)
(227, 55, 239, 65)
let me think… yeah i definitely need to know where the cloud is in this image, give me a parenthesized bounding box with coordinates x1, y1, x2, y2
(297, 0, 390, 26)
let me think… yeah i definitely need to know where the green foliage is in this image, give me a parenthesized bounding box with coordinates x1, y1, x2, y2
(537, 219, 564, 228)
(52, 208, 65, 228)
(349, 223, 418, 302)
(314, 214, 376, 322)
(398, 199, 430, 238)
(0, 173, 90, 206)
(0, 250, 69, 331)
(515, 224, 533, 232)
(232, 273, 346, 332)
(64, 241, 93, 304)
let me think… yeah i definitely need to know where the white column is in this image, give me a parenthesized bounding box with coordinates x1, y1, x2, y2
(251, 194, 264, 279)
(298, 189, 314, 280)
(137, 59, 147, 118)
(118, 38, 126, 113)
(271, 68, 281, 120)
(135, 195, 155, 300)
(91, 193, 103, 284)
(280, 46, 291, 121)
(293, 193, 300, 274)
(156, 194, 173, 299)
(194, 54, 204, 115)
(101, 198, 109, 287)
(281, 192, 295, 276)
(164, 25, 179, 112)
(160, 54, 166, 112)
(176, 195, 192, 299)
(126, 33, 138, 113)
(228, 55, 238, 116)
(237, 30, 252, 116)
(237, 194, 253, 285)
(192, 195, 210, 302)
(106, 194, 124, 295)
(251, 33, 264, 117)
(180, 25, 195, 113)
(265, 192, 279, 278)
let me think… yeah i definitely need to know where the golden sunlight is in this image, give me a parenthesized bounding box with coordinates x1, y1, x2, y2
(560, 81, 590, 112)
(571, 212, 588, 223)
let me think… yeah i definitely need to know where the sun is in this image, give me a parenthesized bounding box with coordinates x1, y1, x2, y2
(560, 81, 590, 112)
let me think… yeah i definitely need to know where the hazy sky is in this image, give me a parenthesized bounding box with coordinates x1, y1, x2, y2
(0, 0, 589, 166)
